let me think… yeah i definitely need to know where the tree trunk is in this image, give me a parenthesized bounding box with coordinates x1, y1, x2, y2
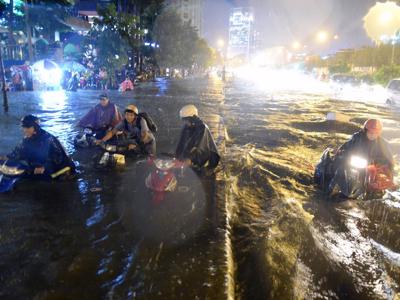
(7, 0, 15, 59)
(0, 46, 9, 111)
(25, 0, 34, 62)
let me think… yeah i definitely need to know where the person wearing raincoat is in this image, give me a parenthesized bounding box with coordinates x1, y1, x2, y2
(175, 105, 220, 170)
(322, 119, 394, 196)
(3, 115, 75, 179)
(97, 104, 156, 155)
(119, 77, 134, 92)
(78, 94, 122, 139)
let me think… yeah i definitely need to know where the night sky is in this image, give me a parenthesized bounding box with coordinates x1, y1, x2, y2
(203, 0, 378, 53)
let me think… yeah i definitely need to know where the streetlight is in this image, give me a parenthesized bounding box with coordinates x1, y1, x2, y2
(292, 41, 301, 50)
(379, 11, 393, 25)
(316, 31, 329, 43)
(217, 39, 225, 49)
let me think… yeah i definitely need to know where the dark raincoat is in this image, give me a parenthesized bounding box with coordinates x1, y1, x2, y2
(7, 128, 75, 178)
(175, 116, 220, 169)
(337, 130, 394, 171)
(78, 102, 122, 131)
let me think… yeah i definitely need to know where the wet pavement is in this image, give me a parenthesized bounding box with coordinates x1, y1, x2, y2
(0, 76, 400, 299)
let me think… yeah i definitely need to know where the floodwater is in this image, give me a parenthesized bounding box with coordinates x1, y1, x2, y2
(0, 77, 399, 299)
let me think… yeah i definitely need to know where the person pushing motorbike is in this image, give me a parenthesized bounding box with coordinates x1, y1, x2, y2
(96, 104, 156, 155)
(175, 105, 220, 170)
(1, 115, 75, 179)
(78, 94, 122, 139)
(315, 118, 394, 198)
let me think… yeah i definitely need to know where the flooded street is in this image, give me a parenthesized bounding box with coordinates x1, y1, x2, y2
(0, 77, 400, 299)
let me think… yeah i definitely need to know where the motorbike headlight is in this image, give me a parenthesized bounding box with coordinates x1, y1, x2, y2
(0, 165, 25, 176)
(105, 145, 117, 152)
(154, 159, 175, 170)
(350, 156, 368, 169)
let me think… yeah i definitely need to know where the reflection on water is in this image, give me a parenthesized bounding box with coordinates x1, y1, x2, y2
(0, 81, 226, 299)
(1, 78, 400, 299)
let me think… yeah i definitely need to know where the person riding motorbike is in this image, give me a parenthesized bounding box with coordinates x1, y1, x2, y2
(67, 73, 79, 91)
(326, 118, 394, 195)
(119, 77, 134, 92)
(175, 105, 220, 170)
(96, 104, 156, 155)
(78, 94, 122, 139)
(0, 115, 75, 179)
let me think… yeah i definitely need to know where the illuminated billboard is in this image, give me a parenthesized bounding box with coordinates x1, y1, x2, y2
(228, 7, 254, 58)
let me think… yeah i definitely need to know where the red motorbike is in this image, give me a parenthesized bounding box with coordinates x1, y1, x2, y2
(145, 157, 185, 203)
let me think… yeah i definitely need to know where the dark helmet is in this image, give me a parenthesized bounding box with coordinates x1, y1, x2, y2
(21, 115, 40, 129)
(99, 93, 109, 101)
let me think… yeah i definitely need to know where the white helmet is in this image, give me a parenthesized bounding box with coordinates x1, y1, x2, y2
(179, 105, 198, 119)
(125, 104, 139, 115)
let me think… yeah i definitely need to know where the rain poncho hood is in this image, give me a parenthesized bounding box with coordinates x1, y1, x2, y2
(175, 116, 220, 169)
(338, 130, 394, 171)
(78, 102, 122, 130)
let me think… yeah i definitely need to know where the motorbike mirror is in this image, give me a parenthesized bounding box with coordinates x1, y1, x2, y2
(84, 128, 93, 134)
(154, 159, 175, 171)
(350, 156, 368, 169)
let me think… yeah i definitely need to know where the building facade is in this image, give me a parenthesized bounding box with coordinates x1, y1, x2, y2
(228, 7, 255, 59)
(167, 0, 203, 37)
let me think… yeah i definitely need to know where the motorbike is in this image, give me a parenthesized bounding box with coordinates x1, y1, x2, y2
(145, 157, 186, 203)
(315, 151, 396, 199)
(0, 159, 28, 192)
(94, 142, 133, 168)
(0, 159, 72, 193)
(74, 128, 97, 148)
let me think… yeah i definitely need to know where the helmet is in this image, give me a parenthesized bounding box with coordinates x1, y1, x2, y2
(21, 115, 40, 128)
(364, 119, 382, 135)
(179, 105, 198, 119)
(125, 104, 139, 115)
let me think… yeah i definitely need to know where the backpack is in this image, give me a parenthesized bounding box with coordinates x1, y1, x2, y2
(137, 112, 158, 133)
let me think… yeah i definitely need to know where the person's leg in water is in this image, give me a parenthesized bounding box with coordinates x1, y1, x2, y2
(141, 140, 156, 156)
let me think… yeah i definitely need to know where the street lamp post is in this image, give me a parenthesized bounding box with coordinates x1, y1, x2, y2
(217, 39, 226, 82)
(391, 39, 396, 65)
(0, 45, 8, 112)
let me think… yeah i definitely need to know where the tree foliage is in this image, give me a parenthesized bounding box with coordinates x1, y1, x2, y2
(96, 3, 141, 51)
(153, 8, 215, 71)
(84, 4, 130, 83)
(373, 65, 400, 85)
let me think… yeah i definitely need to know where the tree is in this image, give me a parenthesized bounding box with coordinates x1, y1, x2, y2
(374, 65, 400, 85)
(193, 38, 216, 71)
(84, 4, 130, 86)
(96, 4, 141, 71)
(153, 8, 213, 72)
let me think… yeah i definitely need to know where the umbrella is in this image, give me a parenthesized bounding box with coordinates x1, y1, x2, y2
(64, 43, 79, 56)
(32, 59, 59, 71)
